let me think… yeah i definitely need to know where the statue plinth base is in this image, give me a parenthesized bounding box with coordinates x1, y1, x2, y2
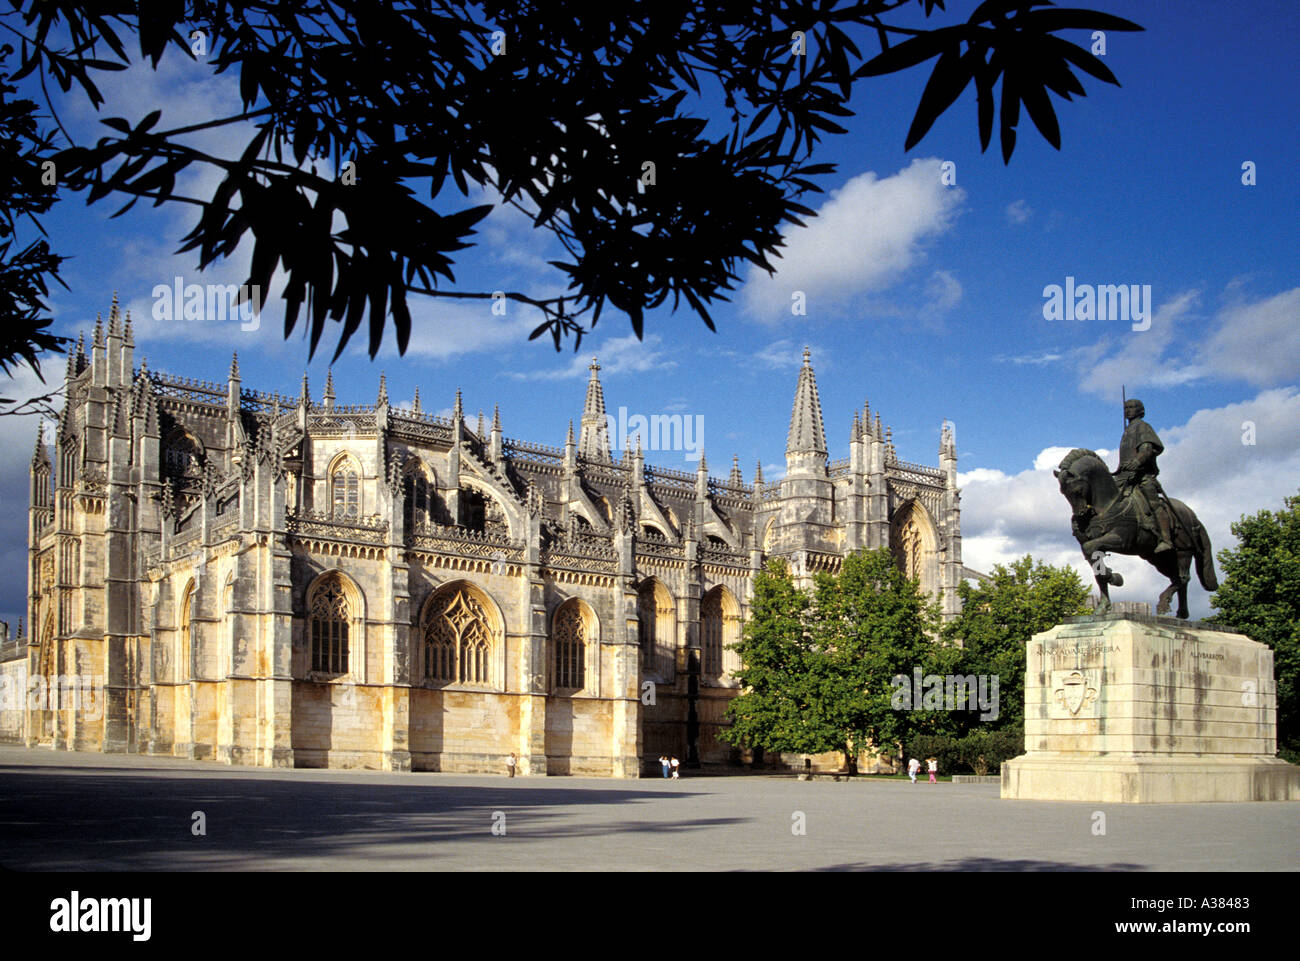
(1001, 614, 1300, 803)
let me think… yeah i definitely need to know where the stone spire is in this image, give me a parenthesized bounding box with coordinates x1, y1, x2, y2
(32, 420, 50, 470)
(377, 371, 388, 407)
(453, 388, 463, 422)
(412, 386, 421, 413)
(476, 409, 485, 438)
(578, 356, 611, 461)
(229, 352, 240, 380)
(300, 372, 311, 408)
(492, 404, 501, 432)
(852, 409, 862, 443)
(885, 425, 896, 463)
(874, 412, 883, 442)
(324, 369, 336, 411)
(729, 454, 743, 488)
(107, 291, 121, 335)
(784, 345, 828, 473)
(754, 459, 764, 489)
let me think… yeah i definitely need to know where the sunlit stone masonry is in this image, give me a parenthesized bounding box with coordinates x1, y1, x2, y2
(11, 298, 965, 776)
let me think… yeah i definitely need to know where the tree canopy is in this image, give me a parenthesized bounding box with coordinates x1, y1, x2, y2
(722, 548, 955, 772)
(0, 0, 1141, 385)
(941, 554, 1091, 732)
(1208, 492, 1300, 759)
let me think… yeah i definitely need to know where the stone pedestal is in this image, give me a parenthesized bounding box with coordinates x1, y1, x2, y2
(1002, 614, 1300, 802)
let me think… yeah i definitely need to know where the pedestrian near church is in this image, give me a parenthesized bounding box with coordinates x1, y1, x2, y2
(670, 756, 680, 779)
(507, 752, 517, 777)
(660, 755, 671, 778)
(908, 757, 920, 783)
(927, 757, 938, 784)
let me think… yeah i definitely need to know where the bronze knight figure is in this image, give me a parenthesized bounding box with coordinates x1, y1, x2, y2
(1054, 399, 1218, 619)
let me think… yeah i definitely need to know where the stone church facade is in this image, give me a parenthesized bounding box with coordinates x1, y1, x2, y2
(9, 299, 964, 776)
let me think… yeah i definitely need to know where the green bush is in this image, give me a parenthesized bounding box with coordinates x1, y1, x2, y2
(903, 734, 963, 776)
(956, 728, 1023, 775)
(904, 730, 1024, 776)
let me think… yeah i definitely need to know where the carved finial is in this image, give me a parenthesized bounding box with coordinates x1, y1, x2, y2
(229, 352, 240, 380)
(108, 291, 121, 333)
(802, 344, 811, 366)
(852, 409, 862, 442)
(413, 386, 421, 413)
(566, 419, 575, 446)
(492, 404, 501, 431)
(754, 459, 765, 488)
(92, 313, 104, 347)
(324, 369, 335, 397)
(454, 388, 463, 419)
(123, 312, 133, 346)
(377, 371, 388, 406)
(729, 454, 743, 487)
(300, 372, 310, 406)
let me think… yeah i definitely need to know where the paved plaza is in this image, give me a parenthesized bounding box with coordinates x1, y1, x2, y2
(0, 746, 1295, 871)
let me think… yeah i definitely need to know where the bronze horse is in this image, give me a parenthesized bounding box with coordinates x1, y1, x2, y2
(1055, 449, 1217, 618)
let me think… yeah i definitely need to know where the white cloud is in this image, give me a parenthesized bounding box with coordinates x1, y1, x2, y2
(509, 333, 673, 380)
(1199, 288, 1300, 386)
(1005, 199, 1033, 225)
(754, 339, 822, 370)
(922, 269, 962, 314)
(1070, 285, 1300, 398)
(958, 389, 1300, 619)
(742, 158, 964, 321)
(1075, 289, 1202, 398)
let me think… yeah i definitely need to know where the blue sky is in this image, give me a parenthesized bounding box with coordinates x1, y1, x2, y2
(3, 0, 1298, 626)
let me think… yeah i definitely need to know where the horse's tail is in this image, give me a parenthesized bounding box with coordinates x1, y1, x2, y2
(1193, 517, 1219, 593)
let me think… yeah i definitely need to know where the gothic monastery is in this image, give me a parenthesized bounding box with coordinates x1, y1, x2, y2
(3, 299, 966, 775)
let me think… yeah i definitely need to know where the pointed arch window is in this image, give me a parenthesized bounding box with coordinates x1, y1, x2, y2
(701, 587, 741, 683)
(637, 580, 674, 679)
(404, 471, 431, 529)
(309, 575, 350, 674)
(179, 579, 197, 683)
(553, 602, 588, 691)
(331, 458, 361, 519)
(422, 586, 496, 686)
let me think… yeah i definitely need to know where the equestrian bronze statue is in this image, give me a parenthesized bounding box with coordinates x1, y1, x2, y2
(1054, 399, 1217, 619)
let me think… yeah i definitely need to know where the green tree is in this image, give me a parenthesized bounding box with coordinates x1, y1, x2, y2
(812, 547, 953, 773)
(0, 0, 1140, 376)
(721, 558, 843, 759)
(1208, 492, 1300, 760)
(722, 548, 954, 774)
(942, 555, 1091, 732)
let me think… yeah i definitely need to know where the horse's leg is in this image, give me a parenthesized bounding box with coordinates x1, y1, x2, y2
(1176, 549, 1193, 619)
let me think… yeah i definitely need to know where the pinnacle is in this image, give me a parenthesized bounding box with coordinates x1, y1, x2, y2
(785, 346, 827, 457)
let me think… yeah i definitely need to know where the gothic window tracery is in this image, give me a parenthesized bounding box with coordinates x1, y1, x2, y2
(422, 586, 496, 685)
(637, 580, 674, 679)
(331, 458, 360, 519)
(309, 575, 350, 674)
(553, 601, 588, 691)
(404, 470, 431, 529)
(701, 587, 741, 682)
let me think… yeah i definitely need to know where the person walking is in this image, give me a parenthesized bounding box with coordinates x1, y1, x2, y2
(907, 757, 920, 783)
(670, 756, 680, 779)
(506, 752, 517, 777)
(927, 756, 938, 784)
(660, 755, 671, 778)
